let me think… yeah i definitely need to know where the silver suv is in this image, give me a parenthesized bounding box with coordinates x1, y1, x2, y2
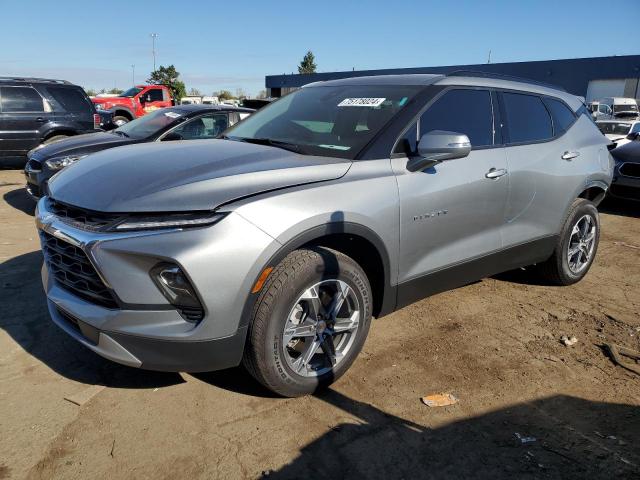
(35, 73, 613, 397)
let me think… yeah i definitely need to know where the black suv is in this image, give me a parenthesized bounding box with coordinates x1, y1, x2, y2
(0, 77, 100, 165)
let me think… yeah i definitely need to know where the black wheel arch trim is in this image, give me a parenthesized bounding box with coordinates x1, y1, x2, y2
(239, 221, 396, 332)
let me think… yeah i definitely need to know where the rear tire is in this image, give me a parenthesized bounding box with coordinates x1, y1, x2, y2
(538, 198, 600, 285)
(243, 247, 373, 397)
(112, 116, 129, 127)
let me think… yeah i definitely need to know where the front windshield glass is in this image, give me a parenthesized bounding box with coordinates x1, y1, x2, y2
(613, 103, 638, 113)
(114, 109, 183, 138)
(224, 85, 421, 159)
(119, 87, 142, 98)
(598, 122, 632, 135)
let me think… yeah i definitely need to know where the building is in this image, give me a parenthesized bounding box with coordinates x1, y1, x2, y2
(265, 55, 640, 101)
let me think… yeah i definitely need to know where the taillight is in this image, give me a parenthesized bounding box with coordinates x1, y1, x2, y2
(93, 114, 101, 129)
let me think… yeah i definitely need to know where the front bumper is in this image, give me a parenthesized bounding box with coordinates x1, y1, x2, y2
(36, 197, 279, 371)
(609, 161, 640, 202)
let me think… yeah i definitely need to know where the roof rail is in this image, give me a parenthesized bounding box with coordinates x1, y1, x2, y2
(446, 70, 566, 92)
(0, 76, 73, 85)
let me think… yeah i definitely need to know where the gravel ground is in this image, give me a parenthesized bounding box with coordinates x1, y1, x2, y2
(1, 168, 639, 479)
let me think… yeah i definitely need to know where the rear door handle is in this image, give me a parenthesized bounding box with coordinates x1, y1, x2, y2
(485, 168, 507, 179)
(561, 151, 580, 161)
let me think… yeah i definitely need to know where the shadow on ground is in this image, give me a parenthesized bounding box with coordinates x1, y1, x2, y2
(0, 251, 183, 389)
(3, 186, 35, 216)
(265, 390, 639, 479)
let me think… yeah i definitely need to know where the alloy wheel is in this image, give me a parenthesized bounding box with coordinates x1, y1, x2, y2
(567, 214, 597, 274)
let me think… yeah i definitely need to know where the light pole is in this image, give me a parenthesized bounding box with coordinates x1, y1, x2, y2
(150, 33, 158, 71)
(131, 64, 135, 86)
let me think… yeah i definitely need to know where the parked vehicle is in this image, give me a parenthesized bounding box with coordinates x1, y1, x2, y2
(240, 98, 273, 110)
(180, 96, 201, 105)
(201, 96, 220, 105)
(609, 140, 640, 202)
(597, 119, 640, 148)
(91, 85, 173, 126)
(25, 104, 252, 198)
(592, 97, 639, 120)
(35, 73, 612, 397)
(96, 108, 114, 130)
(0, 77, 101, 165)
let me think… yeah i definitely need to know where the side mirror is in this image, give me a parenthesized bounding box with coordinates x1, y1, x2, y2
(162, 132, 183, 141)
(627, 132, 640, 141)
(407, 130, 471, 172)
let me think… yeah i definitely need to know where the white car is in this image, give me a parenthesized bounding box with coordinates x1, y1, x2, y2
(597, 119, 640, 148)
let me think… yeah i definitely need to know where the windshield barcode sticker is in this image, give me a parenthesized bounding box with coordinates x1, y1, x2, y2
(338, 98, 386, 107)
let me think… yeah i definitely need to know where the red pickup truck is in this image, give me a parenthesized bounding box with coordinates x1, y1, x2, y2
(91, 85, 173, 126)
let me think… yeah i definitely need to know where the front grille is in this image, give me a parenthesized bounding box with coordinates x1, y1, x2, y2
(619, 162, 640, 178)
(47, 198, 123, 232)
(610, 184, 640, 201)
(56, 307, 100, 345)
(40, 231, 118, 308)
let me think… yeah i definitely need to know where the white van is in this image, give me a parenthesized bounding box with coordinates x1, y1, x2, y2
(593, 97, 639, 120)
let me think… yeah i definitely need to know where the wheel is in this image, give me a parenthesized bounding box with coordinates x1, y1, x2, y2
(43, 134, 69, 144)
(112, 116, 129, 127)
(538, 198, 600, 285)
(243, 247, 373, 397)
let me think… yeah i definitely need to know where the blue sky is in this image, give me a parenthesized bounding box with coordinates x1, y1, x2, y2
(0, 0, 637, 96)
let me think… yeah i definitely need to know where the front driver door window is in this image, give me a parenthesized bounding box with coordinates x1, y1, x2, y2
(393, 88, 508, 304)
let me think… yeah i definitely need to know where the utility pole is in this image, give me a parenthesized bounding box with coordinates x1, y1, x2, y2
(131, 64, 135, 86)
(487, 49, 492, 64)
(150, 33, 158, 71)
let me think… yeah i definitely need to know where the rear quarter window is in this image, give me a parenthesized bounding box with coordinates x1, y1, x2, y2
(502, 92, 552, 143)
(47, 86, 93, 112)
(543, 98, 576, 135)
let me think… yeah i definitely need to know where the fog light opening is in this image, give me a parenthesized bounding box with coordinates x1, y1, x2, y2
(150, 263, 203, 323)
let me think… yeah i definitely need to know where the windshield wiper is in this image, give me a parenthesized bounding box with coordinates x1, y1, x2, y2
(227, 136, 302, 153)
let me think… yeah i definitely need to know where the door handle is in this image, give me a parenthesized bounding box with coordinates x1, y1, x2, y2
(561, 151, 580, 161)
(35, 117, 46, 122)
(485, 168, 507, 179)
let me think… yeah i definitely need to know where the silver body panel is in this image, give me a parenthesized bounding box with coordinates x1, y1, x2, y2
(35, 74, 614, 372)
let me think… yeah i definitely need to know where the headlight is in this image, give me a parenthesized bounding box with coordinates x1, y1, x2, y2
(45, 154, 88, 170)
(112, 212, 226, 231)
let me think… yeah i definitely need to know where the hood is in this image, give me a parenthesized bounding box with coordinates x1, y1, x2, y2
(611, 140, 640, 163)
(28, 132, 134, 163)
(48, 139, 352, 212)
(93, 97, 134, 107)
(604, 134, 626, 142)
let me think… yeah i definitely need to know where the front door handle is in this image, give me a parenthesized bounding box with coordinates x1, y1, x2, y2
(485, 168, 507, 179)
(561, 151, 580, 161)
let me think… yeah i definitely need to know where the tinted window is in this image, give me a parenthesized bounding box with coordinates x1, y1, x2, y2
(1, 86, 44, 112)
(170, 114, 229, 140)
(48, 87, 92, 112)
(543, 98, 575, 134)
(632, 123, 640, 134)
(419, 89, 494, 147)
(502, 93, 552, 143)
(146, 88, 164, 102)
(114, 109, 183, 139)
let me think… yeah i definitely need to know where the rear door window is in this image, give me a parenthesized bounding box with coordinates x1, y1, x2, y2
(47, 86, 92, 112)
(419, 89, 494, 148)
(502, 92, 552, 143)
(0, 86, 44, 112)
(543, 98, 576, 135)
(146, 88, 164, 102)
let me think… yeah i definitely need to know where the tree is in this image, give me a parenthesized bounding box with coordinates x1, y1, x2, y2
(108, 87, 123, 94)
(256, 89, 267, 99)
(85, 88, 97, 97)
(235, 88, 246, 100)
(188, 87, 201, 96)
(147, 64, 187, 102)
(217, 90, 234, 101)
(298, 51, 317, 74)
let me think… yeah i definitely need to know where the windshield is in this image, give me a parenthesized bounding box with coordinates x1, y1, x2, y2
(224, 85, 421, 159)
(114, 109, 184, 138)
(598, 122, 632, 135)
(119, 87, 142, 98)
(613, 103, 638, 113)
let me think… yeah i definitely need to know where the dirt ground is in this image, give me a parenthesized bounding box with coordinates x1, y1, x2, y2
(1, 168, 639, 479)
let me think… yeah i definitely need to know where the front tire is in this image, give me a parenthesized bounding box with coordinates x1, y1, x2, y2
(538, 198, 600, 285)
(243, 247, 373, 397)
